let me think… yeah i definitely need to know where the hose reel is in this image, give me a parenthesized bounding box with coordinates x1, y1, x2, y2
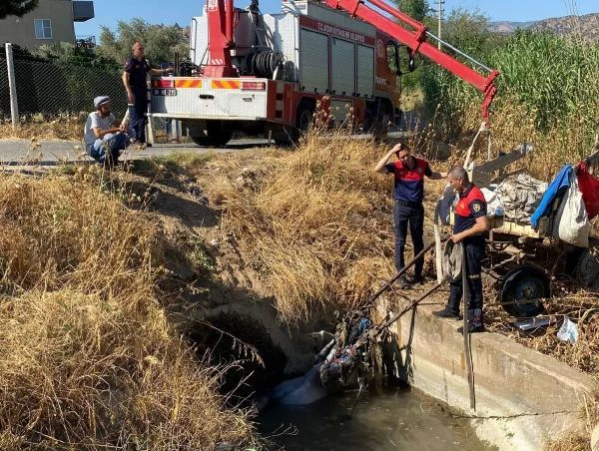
(250, 50, 282, 78)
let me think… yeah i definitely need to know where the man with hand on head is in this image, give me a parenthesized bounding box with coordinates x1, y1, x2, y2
(375, 142, 446, 288)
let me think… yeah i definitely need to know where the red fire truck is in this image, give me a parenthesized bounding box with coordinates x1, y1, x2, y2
(149, 0, 499, 146)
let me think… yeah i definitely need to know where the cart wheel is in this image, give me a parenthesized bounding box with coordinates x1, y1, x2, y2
(500, 265, 549, 317)
(573, 248, 599, 290)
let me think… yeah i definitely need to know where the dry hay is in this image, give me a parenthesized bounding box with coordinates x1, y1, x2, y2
(0, 113, 86, 141)
(0, 170, 256, 449)
(194, 132, 431, 321)
(544, 389, 599, 451)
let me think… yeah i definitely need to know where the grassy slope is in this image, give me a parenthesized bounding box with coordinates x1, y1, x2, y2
(0, 169, 255, 449)
(1, 128, 598, 448)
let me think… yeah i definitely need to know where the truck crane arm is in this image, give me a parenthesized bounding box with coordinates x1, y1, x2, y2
(323, 0, 499, 124)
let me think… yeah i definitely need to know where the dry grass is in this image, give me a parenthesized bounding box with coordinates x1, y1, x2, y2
(0, 114, 177, 143)
(544, 389, 599, 451)
(0, 169, 256, 449)
(188, 131, 448, 322)
(0, 113, 87, 141)
(448, 95, 598, 180)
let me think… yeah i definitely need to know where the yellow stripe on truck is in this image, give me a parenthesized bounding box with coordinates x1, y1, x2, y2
(211, 80, 240, 89)
(175, 79, 202, 88)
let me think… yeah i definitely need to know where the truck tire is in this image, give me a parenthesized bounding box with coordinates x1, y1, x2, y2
(500, 264, 549, 317)
(365, 98, 391, 138)
(191, 136, 212, 147)
(191, 121, 233, 148)
(297, 104, 315, 132)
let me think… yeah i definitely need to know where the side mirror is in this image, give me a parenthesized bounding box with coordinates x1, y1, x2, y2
(394, 43, 402, 76)
(407, 48, 415, 72)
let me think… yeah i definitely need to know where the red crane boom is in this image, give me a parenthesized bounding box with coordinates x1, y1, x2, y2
(323, 0, 500, 124)
(205, 0, 238, 77)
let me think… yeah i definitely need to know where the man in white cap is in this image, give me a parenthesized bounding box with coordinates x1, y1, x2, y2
(83, 96, 130, 166)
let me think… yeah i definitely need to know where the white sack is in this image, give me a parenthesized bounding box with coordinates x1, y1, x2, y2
(553, 176, 590, 247)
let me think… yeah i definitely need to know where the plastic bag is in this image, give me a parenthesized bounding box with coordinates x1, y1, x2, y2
(553, 176, 590, 247)
(577, 162, 599, 220)
(556, 316, 578, 345)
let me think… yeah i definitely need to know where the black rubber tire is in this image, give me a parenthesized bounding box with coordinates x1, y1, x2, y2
(500, 264, 549, 317)
(191, 121, 233, 148)
(190, 136, 212, 147)
(297, 106, 314, 132)
(573, 248, 599, 290)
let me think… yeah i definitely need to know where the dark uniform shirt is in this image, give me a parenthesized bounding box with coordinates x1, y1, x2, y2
(124, 57, 151, 90)
(454, 183, 487, 234)
(385, 157, 433, 203)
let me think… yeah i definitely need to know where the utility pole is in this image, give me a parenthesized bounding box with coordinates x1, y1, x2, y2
(437, 0, 445, 50)
(5, 43, 19, 130)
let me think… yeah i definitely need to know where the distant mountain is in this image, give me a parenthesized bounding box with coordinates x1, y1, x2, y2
(489, 13, 599, 42)
(531, 13, 599, 42)
(488, 20, 536, 34)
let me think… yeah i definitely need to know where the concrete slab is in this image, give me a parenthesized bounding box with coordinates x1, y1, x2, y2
(376, 296, 596, 450)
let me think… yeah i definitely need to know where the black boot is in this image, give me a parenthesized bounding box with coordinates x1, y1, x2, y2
(457, 309, 485, 334)
(433, 306, 462, 320)
(457, 323, 485, 334)
(399, 275, 411, 289)
(407, 274, 425, 285)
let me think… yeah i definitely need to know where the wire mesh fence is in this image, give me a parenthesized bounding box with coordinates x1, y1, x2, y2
(1, 49, 127, 123)
(0, 56, 10, 118)
(1, 46, 180, 142)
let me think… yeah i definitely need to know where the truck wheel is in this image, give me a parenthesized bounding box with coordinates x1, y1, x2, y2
(500, 265, 549, 317)
(191, 136, 212, 147)
(297, 106, 314, 132)
(365, 99, 391, 138)
(191, 121, 233, 148)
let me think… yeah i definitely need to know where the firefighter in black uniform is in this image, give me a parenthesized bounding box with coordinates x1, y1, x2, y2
(122, 41, 172, 146)
(375, 142, 446, 288)
(433, 166, 490, 333)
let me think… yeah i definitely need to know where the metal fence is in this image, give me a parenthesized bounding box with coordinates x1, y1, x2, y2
(0, 53, 10, 118)
(1, 44, 179, 142)
(0, 44, 127, 122)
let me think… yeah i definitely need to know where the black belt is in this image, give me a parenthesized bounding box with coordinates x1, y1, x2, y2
(395, 199, 421, 208)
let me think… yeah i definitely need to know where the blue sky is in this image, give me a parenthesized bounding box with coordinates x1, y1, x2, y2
(75, 0, 598, 39)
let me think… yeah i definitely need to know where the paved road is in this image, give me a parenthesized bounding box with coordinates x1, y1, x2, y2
(0, 129, 409, 166)
(0, 138, 273, 166)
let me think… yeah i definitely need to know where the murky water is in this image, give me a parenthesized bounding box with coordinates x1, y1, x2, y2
(259, 388, 495, 451)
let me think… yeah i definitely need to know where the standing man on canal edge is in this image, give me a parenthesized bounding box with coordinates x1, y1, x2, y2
(433, 166, 490, 333)
(375, 142, 446, 288)
(122, 41, 173, 147)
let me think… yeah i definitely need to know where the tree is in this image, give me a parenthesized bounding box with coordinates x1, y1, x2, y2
(419, 8, 498, 136)
(36, 42, 121, 70)
(0, 0, 39, 19)
(398, 0, 429, 23)
(97, 18, 189, 67)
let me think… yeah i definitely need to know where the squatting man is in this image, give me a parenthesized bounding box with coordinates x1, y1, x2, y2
(83, 96, 130, 167)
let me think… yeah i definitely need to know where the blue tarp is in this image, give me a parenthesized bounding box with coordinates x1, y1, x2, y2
(530, 164, 573, 229)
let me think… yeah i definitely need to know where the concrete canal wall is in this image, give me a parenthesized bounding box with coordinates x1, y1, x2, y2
(376, 296, 596, 450)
